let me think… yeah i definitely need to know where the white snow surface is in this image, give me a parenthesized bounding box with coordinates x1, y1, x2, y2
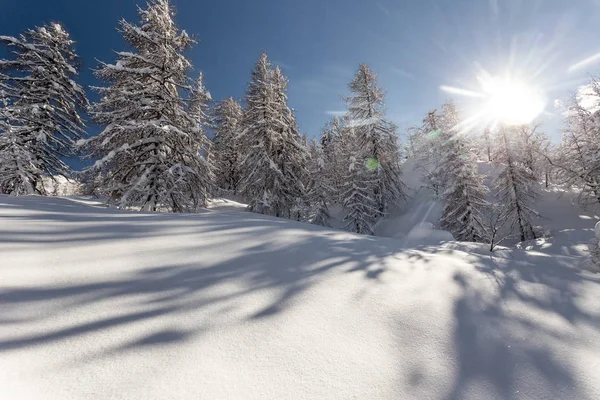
(1, 195, 600, 400)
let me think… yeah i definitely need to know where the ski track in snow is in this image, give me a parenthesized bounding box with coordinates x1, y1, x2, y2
(1, 194, 600, 400)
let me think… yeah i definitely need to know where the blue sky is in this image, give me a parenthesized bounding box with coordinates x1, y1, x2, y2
(2, 0, 600, 142)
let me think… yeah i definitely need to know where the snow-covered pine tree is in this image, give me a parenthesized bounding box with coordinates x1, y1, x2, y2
(84, 0, 213, 212)
(438, 133, 489, 242)
(587, 221, 600, 272)
(515, 123, 549, 180)
(482, 127, 493, 162)
(0, 23, 87, 195)
(434, 100, 489, 242)
(213, 97, 243, 194)
(344, 64, 406, 215)
(554, 92, 600, 205)
(237, 53, 279, 214)
(494, 124, 539, 241)
(319, 116, 344, 201)
(339, 126, 381, 235)
(238, 53, 308, 219)
(412, 109, 446, 197)
(187, 71, 215, 203)
(271, 66, 310, 218)
(306, 138, 333, 227)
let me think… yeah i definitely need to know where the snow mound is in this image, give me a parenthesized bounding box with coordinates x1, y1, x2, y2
(1, 195, 599, 400)
(403, 221, 454, 246)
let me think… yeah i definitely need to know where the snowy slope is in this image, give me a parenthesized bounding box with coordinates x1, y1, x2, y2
(1, 195, 599, 400)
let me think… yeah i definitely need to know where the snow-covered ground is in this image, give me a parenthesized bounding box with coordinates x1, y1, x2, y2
(1, 194, 599, 399)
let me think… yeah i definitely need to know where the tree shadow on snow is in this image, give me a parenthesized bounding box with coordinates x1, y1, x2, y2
(414, 247, 600, 400)
(0, 196, 403, 361)
(1, 196, 600, 398)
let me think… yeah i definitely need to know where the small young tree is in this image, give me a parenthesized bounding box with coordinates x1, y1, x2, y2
(484, 202, 511, 252)
(0, 23, 87, 195)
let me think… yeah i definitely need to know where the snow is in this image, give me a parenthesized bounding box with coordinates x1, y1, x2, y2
(1, 195, 599, 400)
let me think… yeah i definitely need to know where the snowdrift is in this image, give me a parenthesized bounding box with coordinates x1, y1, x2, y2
(1, 195, 599, 400)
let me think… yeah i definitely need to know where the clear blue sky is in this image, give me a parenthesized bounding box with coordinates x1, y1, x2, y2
(1, 0, 600, 142)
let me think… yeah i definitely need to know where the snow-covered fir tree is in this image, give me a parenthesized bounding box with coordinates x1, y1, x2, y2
(213, 97, 243, 194)
(238, 53, 309, 218)
(0, 23, 87, 195)
(271, 66, 310, 215)
(83, 0, 213, 212)
(339, 127, 381, 235)
(515, 123, 549, 180)
(343, 64, 406, 218)
(319, 116, 344, 201)
(189, 72, 214, 134)
(494, 124, 540, 241)
(555, 90, 600, 205)
(587, 221, 600, 272)
(411, 109, 446, 197)
(306, 138, 333, 227)
(433, 102, 488, 241)
(482, 127, 493, 162)
(438, 133, 489, 242)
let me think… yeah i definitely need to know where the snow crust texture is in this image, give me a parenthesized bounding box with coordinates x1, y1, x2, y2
(1, 195, 600, 400)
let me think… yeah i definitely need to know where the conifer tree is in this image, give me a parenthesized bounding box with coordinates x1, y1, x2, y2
(213, 97, 243, 194)
(433, 101, 489, 242)
(84, 0, 212, 212)
(306, 138, 333, 227)
(412, 109, 446, 197)
(343, 64, 406, 220)
(0, 23, 87, 195)
(238, 53, 308, 218)
(339, 127, 381, 235)
(554, 92, 600, 205)
(439, 135, 489, 242)
(494, 125, 539, 241)
(320, 116, 344, 201)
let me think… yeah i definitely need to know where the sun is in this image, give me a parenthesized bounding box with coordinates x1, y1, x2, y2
(479, 75, 546, 126)
(440, 71, 548, 131)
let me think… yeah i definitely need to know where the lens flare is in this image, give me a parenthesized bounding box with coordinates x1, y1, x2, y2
(365, 157, 380, 171)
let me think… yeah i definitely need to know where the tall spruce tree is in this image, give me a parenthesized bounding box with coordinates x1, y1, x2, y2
(433, 101, 489, 242)
(320, 116, 344, 202)
(412, 109, 446, 197)
(339, 127, 381, 235)
(555, 91, 600, 205)
(238, 53, 308, 218)
(213, 97, 243, 194)
(0, 23, 87, 195)
(307, 138, 333, 227)
(340, 64, 406, 234)
(439, 136, 489, 242)
(84, 0, 213, 212)
(494, 125, 539, 241)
